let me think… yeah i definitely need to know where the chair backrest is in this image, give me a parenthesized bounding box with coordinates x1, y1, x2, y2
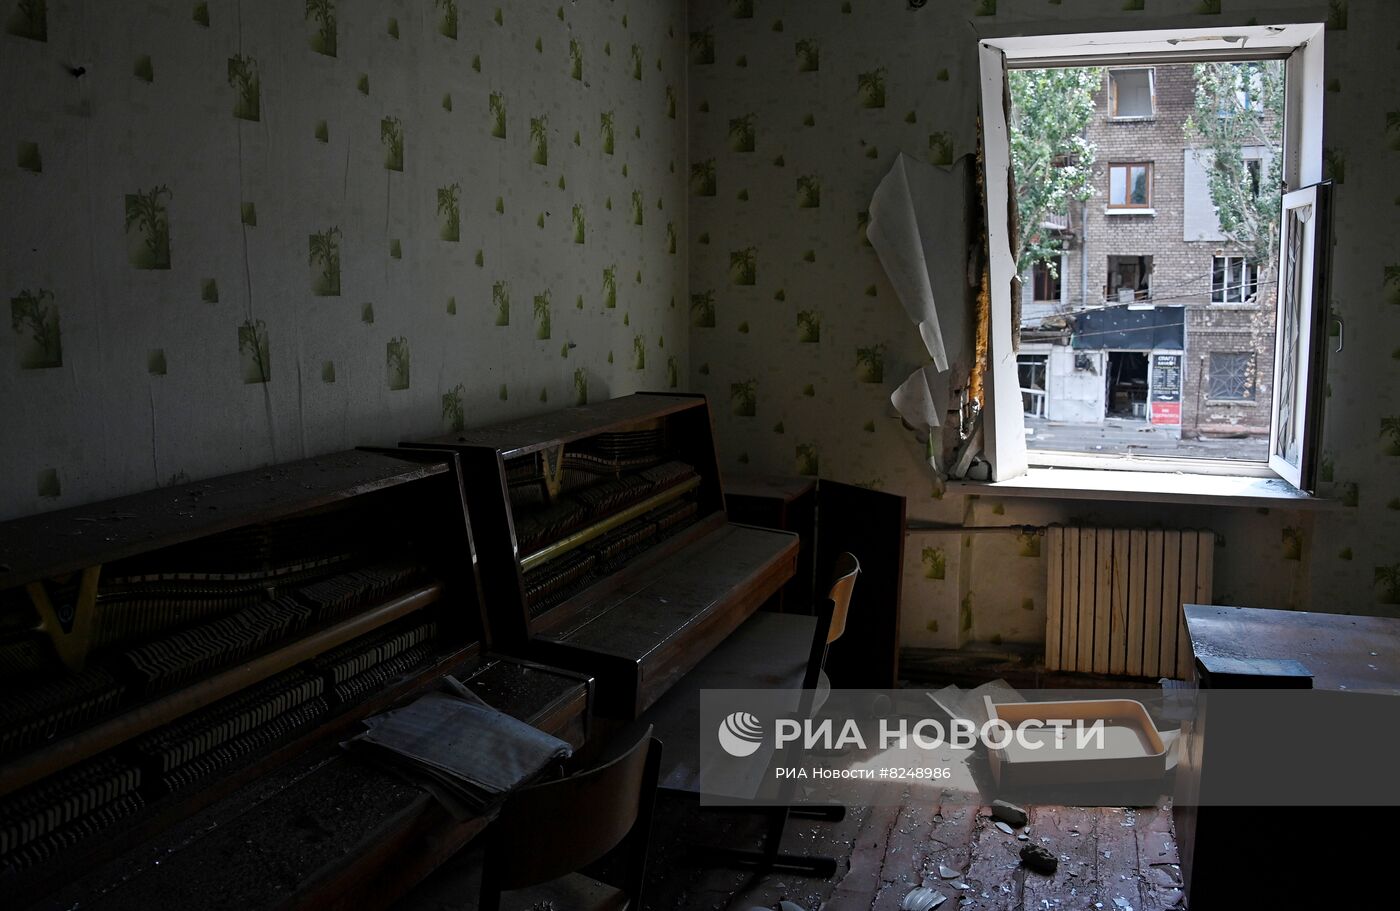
(482, 724, 662, 896)
(825, 552, 861, 646)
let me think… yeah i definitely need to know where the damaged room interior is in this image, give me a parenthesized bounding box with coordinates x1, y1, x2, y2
(2, 1, 1398, 909)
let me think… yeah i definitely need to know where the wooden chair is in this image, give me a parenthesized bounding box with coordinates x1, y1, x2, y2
(698, 553, 862, 876)
(479, 724, 662, 911)
(815, 552, 862, 698)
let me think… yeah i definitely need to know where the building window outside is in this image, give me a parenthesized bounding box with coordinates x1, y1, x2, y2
(1245, 157, 1263, 198)
(1207, 351, 1255, 401)
(987, 28, 1324, 485)
(1211, 255, 1259, 304)
(1031, 260, 1062, 302)
(1107, 255, 1152, 303)
(1109, 68, 1155, 118)
(1108, 162, 1152, 208)
(1018, 355, 1048, 417)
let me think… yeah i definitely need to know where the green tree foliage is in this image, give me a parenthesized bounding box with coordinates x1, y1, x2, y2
(1185, 61, 1286, 267)
(1007, 67, 1100, 275)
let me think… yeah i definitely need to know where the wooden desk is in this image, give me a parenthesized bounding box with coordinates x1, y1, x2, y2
(1177, 605, 1400, 907)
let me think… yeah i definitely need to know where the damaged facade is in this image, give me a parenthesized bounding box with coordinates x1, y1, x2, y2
(1019, 64, 1278, 438)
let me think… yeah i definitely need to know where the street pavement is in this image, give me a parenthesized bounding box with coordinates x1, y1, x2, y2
(1024, 416, 1270, 461)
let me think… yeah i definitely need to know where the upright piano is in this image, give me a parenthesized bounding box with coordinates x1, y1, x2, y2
(0, 449, 591, 909)
(410, 393, 800, 718)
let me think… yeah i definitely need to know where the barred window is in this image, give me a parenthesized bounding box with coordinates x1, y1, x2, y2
(1208, 351, 1255, 401)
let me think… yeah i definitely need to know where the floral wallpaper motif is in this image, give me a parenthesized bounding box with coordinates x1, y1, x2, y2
(688, 0, 1400, 647)
(0, 0, 687, 519)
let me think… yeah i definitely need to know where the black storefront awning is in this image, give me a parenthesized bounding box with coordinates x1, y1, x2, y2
(1070, 304, 1184, 351)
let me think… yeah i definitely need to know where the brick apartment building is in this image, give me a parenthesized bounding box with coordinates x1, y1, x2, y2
(1018, 62, 1279, 440)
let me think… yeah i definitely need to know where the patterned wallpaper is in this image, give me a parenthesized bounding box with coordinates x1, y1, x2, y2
(0, 0, 688, 519)
(688, 0, 1400, 648)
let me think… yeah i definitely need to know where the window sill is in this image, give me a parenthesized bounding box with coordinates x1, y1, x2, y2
(1109, 116, 1156, 123)
(1202, 399, 1258, 407)
(1105, 207, 1155, 216)
(950, 467, 1331, 509)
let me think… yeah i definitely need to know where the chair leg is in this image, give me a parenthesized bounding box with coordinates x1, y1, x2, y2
(790, 802, 845, 822)
(690, 806, 839, 878)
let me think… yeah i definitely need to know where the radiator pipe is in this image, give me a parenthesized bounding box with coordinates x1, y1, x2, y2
(905, 521, 1045, 536)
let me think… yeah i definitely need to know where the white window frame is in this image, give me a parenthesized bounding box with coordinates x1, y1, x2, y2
(976, 23, 1327, 498)
(1211, 254, 1260, 305)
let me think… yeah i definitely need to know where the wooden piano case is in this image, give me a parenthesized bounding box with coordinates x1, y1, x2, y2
(410, 393, 800, 718)
(0, 449, 591, 909)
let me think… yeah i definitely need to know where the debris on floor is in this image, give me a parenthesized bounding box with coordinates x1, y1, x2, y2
(900, 885, 948, 910)
(991, 799, 1028, 827)
(1020, 842, 1058, 875)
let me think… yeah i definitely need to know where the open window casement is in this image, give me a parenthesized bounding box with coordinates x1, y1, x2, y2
(1268, 182, 1332, 491)
(976, 23, 1328, 494)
